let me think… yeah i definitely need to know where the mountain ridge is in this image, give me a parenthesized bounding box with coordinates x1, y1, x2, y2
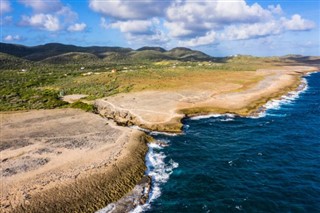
(0, 42, 213, 62)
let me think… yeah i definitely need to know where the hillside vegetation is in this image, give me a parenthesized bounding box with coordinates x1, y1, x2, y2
(1, 42, 319, 111)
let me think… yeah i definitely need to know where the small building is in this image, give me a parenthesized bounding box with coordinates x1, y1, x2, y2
(111, 69, 117, 73)
(21, 69, 27, 72)
(80, 67, 85, 70)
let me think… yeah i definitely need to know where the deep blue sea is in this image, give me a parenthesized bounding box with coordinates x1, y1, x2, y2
(133, 72, 320, 213)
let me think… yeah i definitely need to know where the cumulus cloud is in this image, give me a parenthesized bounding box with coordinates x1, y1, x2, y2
(89, 0, 170, 20)
(268, 4, 283, 15)
(165, 0, 273, 38)
(4, 35, 24, 42)
(101, 17, 166, 43)
(18, 1, 85, 32)
(164, 21, 195, 38)
(1, 0, 11, 13)
(19, 0, 62, 13)
(222, 21, 282, 40)
(126, 30, 170, 46)
(163, 1, 315, 46)
(56, 6, 78, 24)
(68, 23, 87, 32)
(110, 19, 158, 34)
(89, 0, 316, 47)
(20, 14, 60, 31)
(179, 31, 217, 47)
(282, 14, 315, 31)
(222, 15, 315, 41)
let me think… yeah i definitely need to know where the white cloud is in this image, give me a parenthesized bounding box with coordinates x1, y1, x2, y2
(268, 4, 283, 15)
(164, 21, 194, 38)
(21, 14, 60, 31)
(19, 0, 62, 13)
(18, 2, 82, 32)
(68, 23, 87, 32)
(165, 0, 273, 38)
(110, 20, 154, 34)
(56, 6, 78, 24)
(4, 35, 23, 42)
(89, 0, 170, 20)
(179, 31, 217, 47)
(222, 21, 282, 40)
(0, 0, 11, 13)
(162, 1, 316, 46)
(282, 14, 315, 31)
(221, 14, 315, 41)
(126, 30, 170, 46)
(101, 18, 165, 44)
(89, 0, 315, 48)
(99, 16, 168, 46)
(100, 17, 169, 45)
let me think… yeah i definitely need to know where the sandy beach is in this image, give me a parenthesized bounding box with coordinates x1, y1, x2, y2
(1, 65, 318, 212)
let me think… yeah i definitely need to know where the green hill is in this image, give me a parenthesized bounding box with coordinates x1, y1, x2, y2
(167, 47, 212, 61)
(0, 42, 213, 63)
(41, 52, 100, 65)
(0, 42, 132, 61)
(136, 46, 167, 52)
(130, 50, 174, 61)
(0, 53, 33, 69)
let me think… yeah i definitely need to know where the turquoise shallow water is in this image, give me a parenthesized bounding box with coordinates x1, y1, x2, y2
(136, 72, 320, 213)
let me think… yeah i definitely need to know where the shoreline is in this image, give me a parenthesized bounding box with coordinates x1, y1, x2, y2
(125, 70, 317, 213)
(1, 66, 318, 212)
(97, 68, 318, 213)
(187, 73, 309, 120)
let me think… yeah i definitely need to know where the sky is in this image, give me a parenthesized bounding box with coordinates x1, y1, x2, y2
(1, 0, 319, 56)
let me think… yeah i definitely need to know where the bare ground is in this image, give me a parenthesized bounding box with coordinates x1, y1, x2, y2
(0, 109, 148, 212)
(95, 66, 318, 132)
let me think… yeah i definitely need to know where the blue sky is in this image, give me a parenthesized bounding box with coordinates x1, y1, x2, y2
(1, 0, 319, 56)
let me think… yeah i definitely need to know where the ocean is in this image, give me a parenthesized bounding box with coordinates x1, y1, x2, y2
(133, 72, 320, 213)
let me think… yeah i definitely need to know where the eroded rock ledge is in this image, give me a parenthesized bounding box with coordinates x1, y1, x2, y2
(95, 99, 183, 133)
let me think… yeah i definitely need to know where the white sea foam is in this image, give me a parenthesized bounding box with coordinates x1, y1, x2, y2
(248, 78, 308, 119)
(95, 204, 115, 213)
(130, 142, 178, 213)
(190, 113, 235, 121)
(188, 78, 308, 121)
(220, 118, 234, 122)
(150, 131, 180, 136)
(190, 114, 222, 120)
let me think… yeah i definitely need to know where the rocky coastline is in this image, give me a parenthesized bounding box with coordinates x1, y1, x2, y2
(1, 66, 318, 213)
